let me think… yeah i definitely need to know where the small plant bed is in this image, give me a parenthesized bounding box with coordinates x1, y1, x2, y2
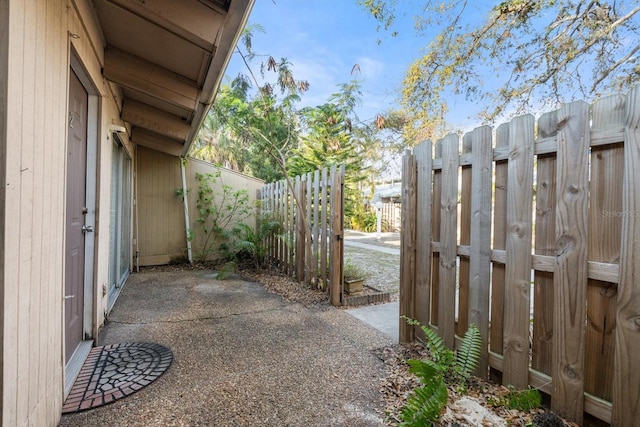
(342, 284, 391, 307)
(376, 338, 577, 427)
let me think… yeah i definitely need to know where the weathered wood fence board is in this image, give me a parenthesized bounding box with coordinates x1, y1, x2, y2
(260, 166, 344, 306)
(399, 151, 417, 343)
(468, 125, 493, 379)
(399, 86, 640, 425)
(329, 165, 345, 306)
(413, 142, 433, 338)
(458, 134, 472, 337)
(551, 101, 590, 424)
(585, 94, 623, 403)
(503, 114, 535, 390)
(532, 110, 557, 377)
(613, 85, 640, 427)
(489, 123, 509, 383)
(439, 134, 460, 350)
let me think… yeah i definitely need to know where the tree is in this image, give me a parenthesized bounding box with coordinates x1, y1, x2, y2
(360, 0, 640, 141)
(288, 80, 377, 229)
(191, 26, 308, 182)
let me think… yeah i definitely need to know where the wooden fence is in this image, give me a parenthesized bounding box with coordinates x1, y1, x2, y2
(399, 86, 640, 426)
(259, 165, 344, 305)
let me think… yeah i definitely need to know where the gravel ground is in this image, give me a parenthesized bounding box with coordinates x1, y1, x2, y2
(59, 268, 393, 427)
(344, 245, 400, 299)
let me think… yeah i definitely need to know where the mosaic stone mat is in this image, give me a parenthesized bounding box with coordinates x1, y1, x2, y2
(62, 342, 173, 413)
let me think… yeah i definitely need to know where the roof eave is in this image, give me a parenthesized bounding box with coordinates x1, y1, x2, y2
(181, 0, 254, 157)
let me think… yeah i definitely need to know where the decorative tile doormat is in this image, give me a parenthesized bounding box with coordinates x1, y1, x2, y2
(62, 342, 173, 413)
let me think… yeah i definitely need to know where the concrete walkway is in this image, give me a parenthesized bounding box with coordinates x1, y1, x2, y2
(345, 302, 399, 342)
(343, 231, 401, 343)
(59, 269, 393, 426)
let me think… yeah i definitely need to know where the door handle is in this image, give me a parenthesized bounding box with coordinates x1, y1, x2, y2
(64, 294, 75, 299)
(82, 225, 94, 234)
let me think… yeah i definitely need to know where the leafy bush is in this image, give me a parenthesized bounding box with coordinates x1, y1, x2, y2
(176, 171, 251, 264)
(399, 319, 482, 426)
(223, 213, 281, 269)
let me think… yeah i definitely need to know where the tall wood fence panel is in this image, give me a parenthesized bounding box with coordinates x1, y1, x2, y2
(399, 87, 640, 426)
(260, 165, 344, 305)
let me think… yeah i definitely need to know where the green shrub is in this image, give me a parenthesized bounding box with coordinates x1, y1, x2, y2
(399, 319, 482, 426)
(223, 212, 281, 269)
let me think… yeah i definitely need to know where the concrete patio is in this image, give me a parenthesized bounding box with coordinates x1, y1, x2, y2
(59, 268, 394, 426)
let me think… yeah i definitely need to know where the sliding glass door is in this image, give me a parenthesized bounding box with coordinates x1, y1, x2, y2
(108, 134, 132, 310)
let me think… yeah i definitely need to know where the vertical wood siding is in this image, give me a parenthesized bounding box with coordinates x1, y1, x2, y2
(3, 1, 68, 425)
(2, 1, 123, 424)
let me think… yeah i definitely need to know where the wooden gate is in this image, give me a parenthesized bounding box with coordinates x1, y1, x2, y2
(259, 165, 344, 305)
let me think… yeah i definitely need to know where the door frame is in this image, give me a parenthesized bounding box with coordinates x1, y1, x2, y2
(67, 49, 99, 350)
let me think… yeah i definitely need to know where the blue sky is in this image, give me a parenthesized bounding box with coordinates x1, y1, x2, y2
(223, 0, 436, 127)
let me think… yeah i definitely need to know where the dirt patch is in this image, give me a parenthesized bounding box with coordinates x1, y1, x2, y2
(376, 344, 575, 427)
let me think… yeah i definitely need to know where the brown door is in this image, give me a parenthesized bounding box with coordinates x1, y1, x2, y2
(64, 69, 88, 363)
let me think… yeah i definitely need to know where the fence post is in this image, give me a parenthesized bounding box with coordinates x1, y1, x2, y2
(438, 134, 459, 349)
(503, 114, 535, 390)
(551, 101, 590, 425)
(612, 85, 640, 427)
(468, 125, 493, 379)
(400, 149, 417, 343)
(414, 142, 433, 335)
(329, 165, 344, 306)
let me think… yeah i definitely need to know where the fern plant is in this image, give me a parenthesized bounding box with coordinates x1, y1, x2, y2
(224, 212, 281, 269)
(399, 318, 482, 426)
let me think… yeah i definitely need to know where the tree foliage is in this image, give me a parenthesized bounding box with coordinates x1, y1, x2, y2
(361, 0, 640, 141)
(190, 26, 308, 182)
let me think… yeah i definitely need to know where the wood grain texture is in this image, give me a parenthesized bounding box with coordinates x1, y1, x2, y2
(329, 165, 344, 306)
(438, 135, 459, 349)
(296, 177, 305, 282)
(289, 179, 295, 276)
(502, 114, 535, 389)
(468, 126, 493, 379)
(312, 169, 320, 288)
(305, 172, 312, 284)
(414, 142, 433, 332)
(320, 167, 328, 286)
(431, 141, 443, 326)
(586, 94, 624, 402)
(490, 123, 509, 366)
(399, 150, 417, 343)
(532, 111, 557, 376)
(612, 85, 640, 427)
(551, 101, 590, 424)
(458, 134, 472, 335)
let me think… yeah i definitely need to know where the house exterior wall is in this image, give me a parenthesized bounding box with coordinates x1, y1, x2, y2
(136, 152, 264, 266)
(0, 1, 130, 425)
(186, 157, 264, 262)
(136, 146, 185, 266)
